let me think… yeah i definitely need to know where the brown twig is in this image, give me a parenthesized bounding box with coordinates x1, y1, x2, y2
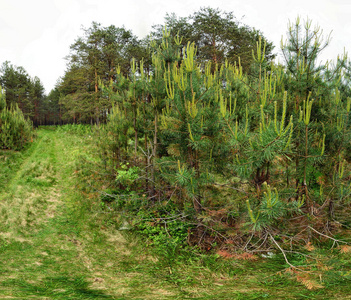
(308, 226, 348, 245)
(269, 233, 299, 270)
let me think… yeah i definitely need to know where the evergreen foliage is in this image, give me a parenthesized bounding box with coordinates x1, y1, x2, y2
(96, 16, 351, 254)
(0, 61, 52, 126)
(0, 88, 33, 150)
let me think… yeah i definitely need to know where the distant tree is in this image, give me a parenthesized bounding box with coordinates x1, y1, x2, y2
(151, 7, 275, 72)
(30, 76, 45, 125)
(58, 65, 93, 123)
(59, 22, 143, 124)
(0, 61, 45, 124)
(0, 61, 33, 118)
(41, 87, 62, 125)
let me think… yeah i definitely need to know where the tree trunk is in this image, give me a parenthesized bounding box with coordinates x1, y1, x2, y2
(150, 113, 157, 197)
(134, 102, 138, 162)
(95, 68, 99, 125)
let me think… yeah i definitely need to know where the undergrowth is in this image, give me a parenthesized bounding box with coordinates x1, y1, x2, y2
(69, 124, 351, 298)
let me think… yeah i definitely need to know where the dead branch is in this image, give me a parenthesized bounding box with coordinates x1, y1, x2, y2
(308, 226, 348, 245)
(269, 233, 298, 270)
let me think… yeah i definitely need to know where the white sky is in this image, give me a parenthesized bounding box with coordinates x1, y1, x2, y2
(1, 0, 350, 93)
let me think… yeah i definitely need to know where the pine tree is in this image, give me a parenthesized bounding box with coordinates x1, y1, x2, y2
(97, 17, 351, 250)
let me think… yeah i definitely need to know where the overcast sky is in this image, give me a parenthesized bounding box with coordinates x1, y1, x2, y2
(1, 0, 350, 93)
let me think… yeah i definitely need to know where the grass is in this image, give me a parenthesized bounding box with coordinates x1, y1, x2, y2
(0, 126, 350, 299)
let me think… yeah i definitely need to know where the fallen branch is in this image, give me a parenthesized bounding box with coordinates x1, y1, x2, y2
(308, 226, 348, 245)
(269, 233, 299, 270)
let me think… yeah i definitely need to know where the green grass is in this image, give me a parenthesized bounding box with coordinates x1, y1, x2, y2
(0, 126, 350, 299)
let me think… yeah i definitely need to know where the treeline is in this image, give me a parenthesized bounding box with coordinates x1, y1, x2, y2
(89, 15, 351, 254)
(0, 8, 275, 126)
(0, 62, 62, 126)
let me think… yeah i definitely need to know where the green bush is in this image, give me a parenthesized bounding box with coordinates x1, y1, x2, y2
(56, 124, 92, 135)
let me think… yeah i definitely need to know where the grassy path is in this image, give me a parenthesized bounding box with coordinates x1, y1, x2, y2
(0, 128, 349, 299)
(0, 129, 181, 299)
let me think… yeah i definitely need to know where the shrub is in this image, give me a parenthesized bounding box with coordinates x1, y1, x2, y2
(0, 88, 34, 150)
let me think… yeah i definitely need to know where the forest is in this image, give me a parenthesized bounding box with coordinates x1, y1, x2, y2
(1, 7, 351, 298)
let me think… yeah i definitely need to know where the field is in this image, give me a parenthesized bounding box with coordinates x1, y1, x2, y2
(0, 127, 350, 299)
